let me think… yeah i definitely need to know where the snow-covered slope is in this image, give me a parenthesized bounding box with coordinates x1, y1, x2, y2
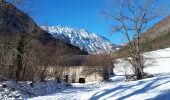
(28, 48, 170, 100)
(41, 26, 120, 54)
(1, 48, 170, 100)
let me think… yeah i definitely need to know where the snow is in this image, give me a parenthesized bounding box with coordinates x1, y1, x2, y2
(1, 48, 170, 100)
(27, 48, 170, 100)
(41, 26, 120, 54)
(0, 80, 70, 100)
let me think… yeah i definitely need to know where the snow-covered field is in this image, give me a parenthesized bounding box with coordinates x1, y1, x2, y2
(1, 48, 170, 100)
(28, 48, 170, 100)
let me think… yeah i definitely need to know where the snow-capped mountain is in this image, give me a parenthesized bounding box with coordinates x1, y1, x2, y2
(41, 25, 120, 54)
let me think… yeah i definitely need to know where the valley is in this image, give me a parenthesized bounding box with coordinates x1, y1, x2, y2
(0, 0, 170, 100)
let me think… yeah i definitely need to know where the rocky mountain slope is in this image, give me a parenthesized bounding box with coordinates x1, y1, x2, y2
(42, 26, 120, 54)
(0, 1, 88, 55)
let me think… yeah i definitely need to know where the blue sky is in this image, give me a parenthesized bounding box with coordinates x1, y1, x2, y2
(18, 0, 169, 44)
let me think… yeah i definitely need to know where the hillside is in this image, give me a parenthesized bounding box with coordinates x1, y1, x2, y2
(42, 26, 120, 54)
(0, 1, 170, 100)
(31, 48, 170, 100)
(2, 48, 169, 100)
(141, 16, 170, 41)
(0, 1, 88, 55)
(141, 16, 170, 51)
(116, 16, 170, 58)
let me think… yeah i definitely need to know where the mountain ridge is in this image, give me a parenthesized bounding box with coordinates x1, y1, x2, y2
(0, 1, 88, 55)
(41, 25, 121, 54)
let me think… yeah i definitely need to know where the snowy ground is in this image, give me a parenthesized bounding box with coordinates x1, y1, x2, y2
(28, 48, 170, 100)
(0, 48, 170, 100)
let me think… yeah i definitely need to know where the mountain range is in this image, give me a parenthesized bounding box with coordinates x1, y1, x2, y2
(41, 26, 120, 54)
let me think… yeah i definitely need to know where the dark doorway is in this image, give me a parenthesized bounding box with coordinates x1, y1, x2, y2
(65, 75, 69, 83)
(79, 78, 85, 83)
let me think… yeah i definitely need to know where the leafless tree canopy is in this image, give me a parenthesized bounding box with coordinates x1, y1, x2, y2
(0, 1, 86, 82)
(82, 54, 115, 80)
(102, 0, 170, 80)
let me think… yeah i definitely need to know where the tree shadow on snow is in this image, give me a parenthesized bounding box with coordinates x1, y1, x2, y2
(89, 76, 170, 100)
(149, 89, 170, 100)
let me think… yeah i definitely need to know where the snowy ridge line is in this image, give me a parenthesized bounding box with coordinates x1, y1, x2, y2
(41, 25, 120, 54)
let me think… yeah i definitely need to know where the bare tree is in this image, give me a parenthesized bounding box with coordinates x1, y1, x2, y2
(108, 53, 115, 75)
(0, 0, 26, 80)
(0, 35, 16, 79)
(102, 0, 169, 80)
(83, 54, 113, 80)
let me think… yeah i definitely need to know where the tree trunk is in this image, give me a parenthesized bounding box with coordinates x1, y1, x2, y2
(103, 74, 109, 80)
(16, 35, 25, 81)
(102, 70, 109, 81)
(40, 66, 48, 82)
(135, 67, 143, 80)
(21, 61, 27, 80)
(108, 54, 115, 75)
